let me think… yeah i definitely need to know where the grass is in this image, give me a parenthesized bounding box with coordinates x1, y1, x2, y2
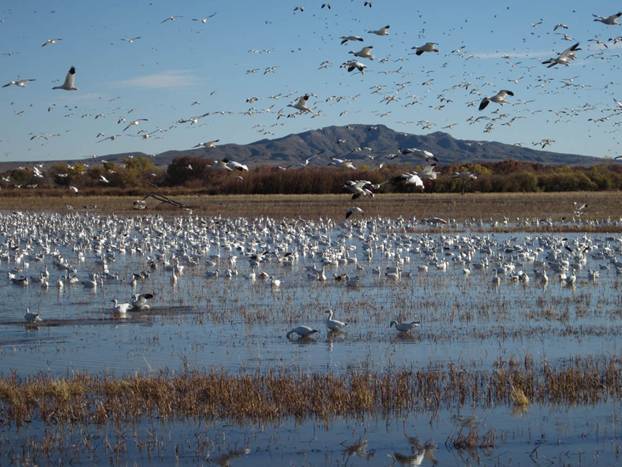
(0, 191, 621, 222)
(0, 356, 620, 427)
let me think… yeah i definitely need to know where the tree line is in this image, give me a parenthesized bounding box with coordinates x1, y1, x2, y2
(2, 156, 622, 196)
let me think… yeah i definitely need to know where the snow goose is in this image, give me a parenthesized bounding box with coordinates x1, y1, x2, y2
(112, 299, 131, 315)
(350, 46, 374, 60)
(286, 326, 319, 340)
(53, 66, 77, 91)
(542, 43, 580, 67)
(3, 78, 36, 88)
(479, 90, 514, 111)
(368, 25, 390, 36)
(325, 309, 347, 332)
(288, 94, 313, 113)
(341, 60, 367, 74)
(24, 308, 42, 324)
(41, 38, 62, 47)
(131, 293, 154, 311)
(341, 35, 364, 45)
(412, 42, 439, 55)
(593, 12, 622, 25)
(390, 320, 420, 333)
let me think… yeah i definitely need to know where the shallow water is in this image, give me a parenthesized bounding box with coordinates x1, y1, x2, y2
(1, 213, 621, 464)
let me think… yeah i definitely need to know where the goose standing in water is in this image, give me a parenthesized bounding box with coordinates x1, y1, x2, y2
(390, 320, 421, 333)
(325, 309, 347, 332)
(287, 326, 319, 340)
(131, 293, 154, 311)
(24, 308, 42, 324)
(112, 299, 131, 315)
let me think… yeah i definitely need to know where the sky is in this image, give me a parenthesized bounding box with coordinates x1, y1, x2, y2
(0, 0, 621, 162)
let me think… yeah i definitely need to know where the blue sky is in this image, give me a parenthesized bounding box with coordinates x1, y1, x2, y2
(0, 0, 621, 161)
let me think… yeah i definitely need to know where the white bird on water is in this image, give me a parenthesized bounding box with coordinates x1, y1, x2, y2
(53, 66, 77, 91)
(112, 299, 131, 315)
(24, 308, 42, 323)
(325, 309, 347, 332)
(286, 326, 319, 340)
(390, 320, 421, 333)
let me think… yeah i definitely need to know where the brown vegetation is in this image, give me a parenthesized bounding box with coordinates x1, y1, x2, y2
(2, 191, 622, 224)
(4, 156, 622, 195)
(0, 356, 620, 427)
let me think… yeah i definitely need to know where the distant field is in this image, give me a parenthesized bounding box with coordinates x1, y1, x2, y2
(0, 192, 621, 222)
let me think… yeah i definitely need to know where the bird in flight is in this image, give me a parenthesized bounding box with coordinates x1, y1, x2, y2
(593, 12, 622, 25)
(479, 90, 514, 111)
(542, 43, 580, 67)
(3, 78, 36, 88)
(41, 38, 62, 47)
(52, 66, 77, 91)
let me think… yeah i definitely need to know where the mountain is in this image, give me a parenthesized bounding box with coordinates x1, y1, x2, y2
(153, 124, 603, 167)
(0, 124, 605, 170)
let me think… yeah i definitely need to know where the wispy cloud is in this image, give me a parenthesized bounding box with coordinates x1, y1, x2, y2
(114, 70, 200, 89)
(468, 50, 551, 60)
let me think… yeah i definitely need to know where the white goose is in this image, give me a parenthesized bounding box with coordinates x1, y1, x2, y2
(350, 46, 374, 60)
(112, 299, 131, 315)
(479, 90, 514, 111)
(53, 66, 77, 91)
(390, 320, 421, 333)
(24, 308, 42, 323)
(412, 42, 439, 55)
(325, 309, 347, 332)
(286, 326, 319, 340)
(593, 12, 622, 25)
(368, 25, 390, 36)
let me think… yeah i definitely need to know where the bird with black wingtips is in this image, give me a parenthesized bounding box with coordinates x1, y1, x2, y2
(340, 35, 364, 45)
(3, 78, 36, 88)
(593, 12, 622, 25)
(412, 42, 439, 55)
(542, 43, 580, 67)
(479, 90, 514, 111)
(53, 66, 77, 90)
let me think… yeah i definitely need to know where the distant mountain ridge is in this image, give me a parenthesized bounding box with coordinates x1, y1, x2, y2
(0, 124, 604, 170)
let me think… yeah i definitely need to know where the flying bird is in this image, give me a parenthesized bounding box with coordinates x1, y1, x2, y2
(479, 90, 514, 111)
(341, 60, 366, 74)
(349, 46, 374, 60)
(52, 66, 77, 90)
(368, 25, 390, 36)
(3, 78, 35, 88)
(593, 12, 622, 25)
(412, 42, 439, 55)
(542, 43, 580, 67)
(41, 38, 62, 47)
(340, 35, 364, 45)
(288, 94, 313, 113)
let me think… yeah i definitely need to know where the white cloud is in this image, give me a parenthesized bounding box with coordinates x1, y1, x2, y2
(468, 50, 551, 60)
(114, 70, 200, 89)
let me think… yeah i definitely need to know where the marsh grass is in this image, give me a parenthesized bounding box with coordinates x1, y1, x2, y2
(1, 356, 620, 428)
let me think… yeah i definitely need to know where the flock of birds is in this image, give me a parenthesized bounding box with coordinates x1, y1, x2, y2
(1, 3, 622, 166)
(3, 211, 619, 342)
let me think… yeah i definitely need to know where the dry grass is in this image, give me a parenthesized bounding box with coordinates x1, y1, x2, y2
(0, 356, 620, 427)
(1, 191, 622, 222)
